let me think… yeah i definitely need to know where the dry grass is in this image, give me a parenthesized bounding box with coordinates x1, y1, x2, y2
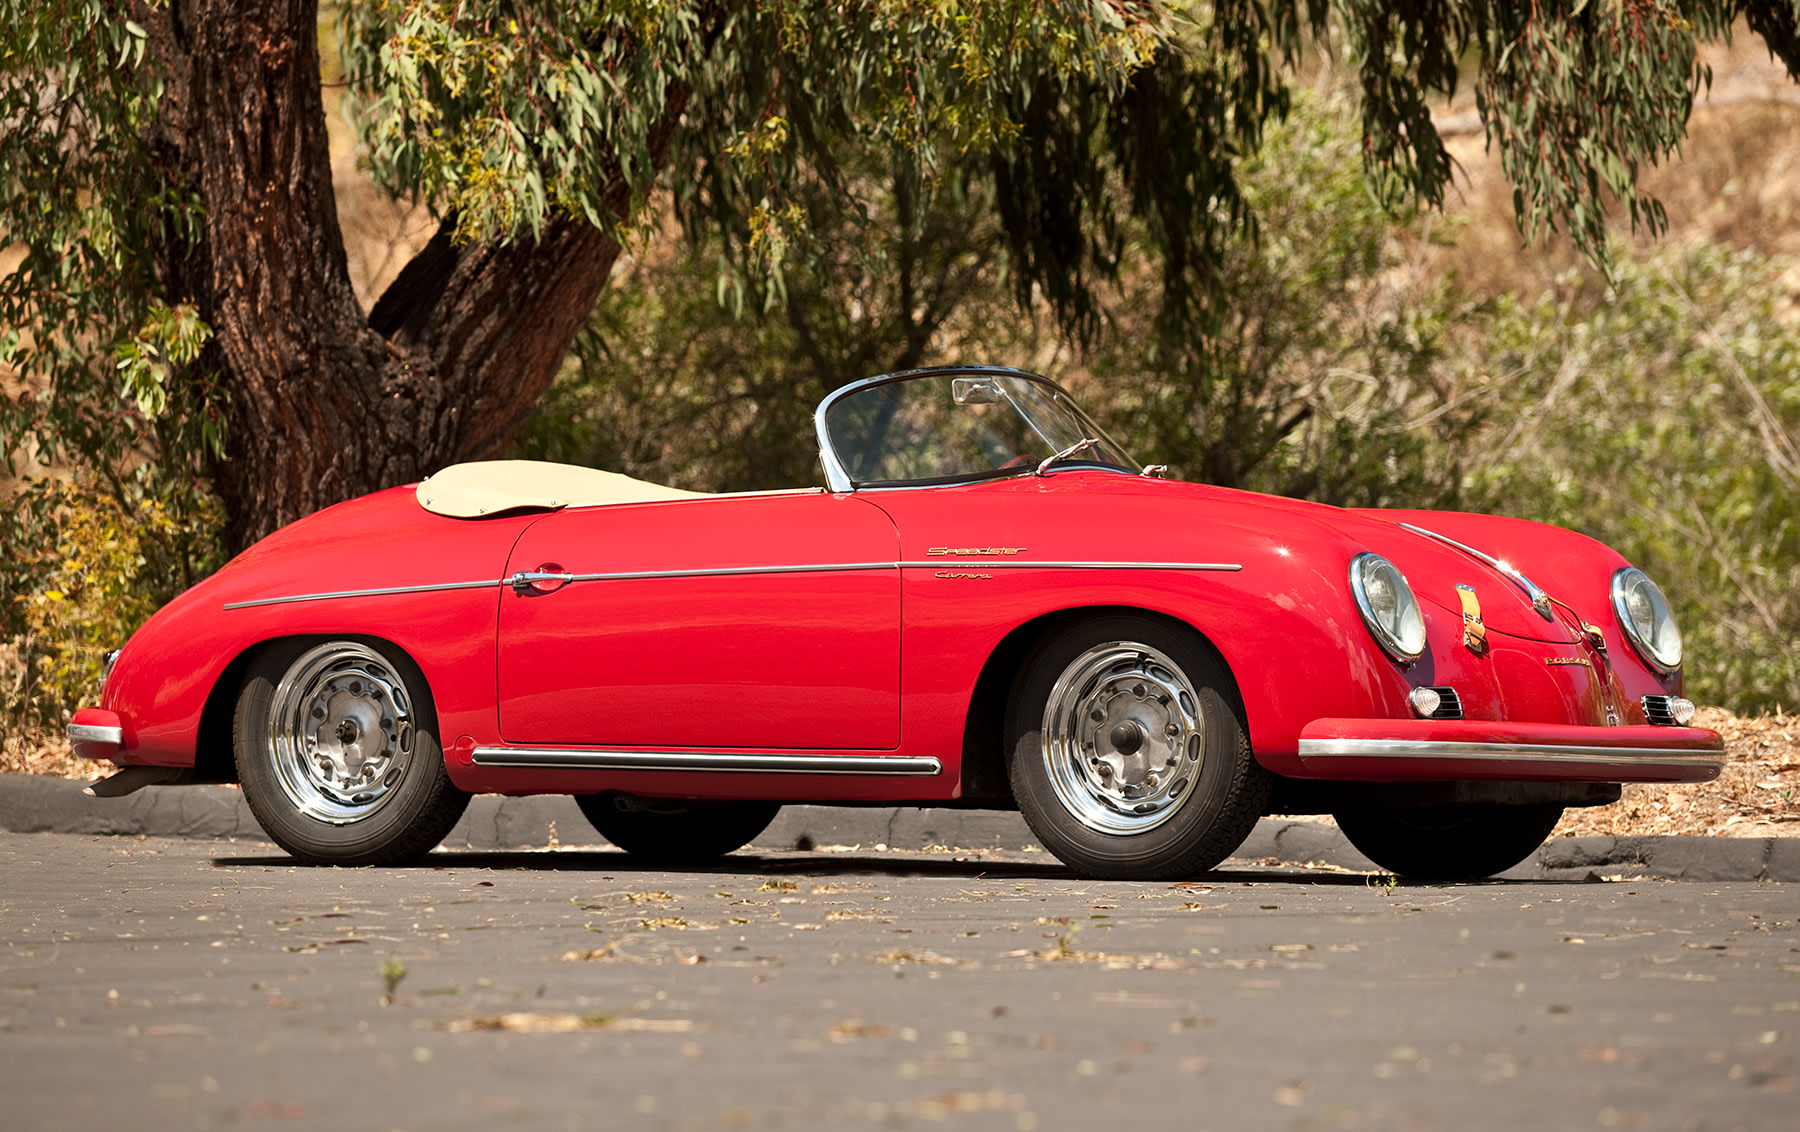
(0, 731, 91, 779)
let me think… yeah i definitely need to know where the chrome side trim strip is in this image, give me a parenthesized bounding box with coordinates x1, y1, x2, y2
(227, 560, 1245, 608)
(223, 579, 503, 610)
(471, 748, 943, 776)
(1298, 738, 1724, 767)
(67, 723, 123, 745)
(900, 561, 1242, 572)
(559, 562, 895, 583)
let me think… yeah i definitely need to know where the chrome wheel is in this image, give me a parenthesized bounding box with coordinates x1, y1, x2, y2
(1006, 615, 1270, 880)
(1041, 641, 1204, 835)
(265, 642, 414, 824)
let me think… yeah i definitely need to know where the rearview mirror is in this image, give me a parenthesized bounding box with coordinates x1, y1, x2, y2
(952, 377, 1002, 405)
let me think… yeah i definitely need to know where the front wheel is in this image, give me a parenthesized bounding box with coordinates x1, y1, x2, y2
(234, 638, 469, 866)
(1333, 804, 1563, 880)
(574, 793, 781, 864)
(1005, 615, 1271, 880)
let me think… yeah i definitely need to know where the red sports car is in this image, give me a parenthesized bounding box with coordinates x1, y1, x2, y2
(69, 366, 1722, 879)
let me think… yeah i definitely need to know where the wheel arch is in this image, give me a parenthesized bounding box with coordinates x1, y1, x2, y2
(957, 604, 1250, 807)
(193, 632, 438, 783)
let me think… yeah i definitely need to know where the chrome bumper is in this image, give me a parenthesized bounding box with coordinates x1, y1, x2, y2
(1296, 719, 1725, 784)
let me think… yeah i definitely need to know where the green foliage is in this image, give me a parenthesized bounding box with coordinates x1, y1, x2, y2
(513, 252, 828, 491)
(2, 474, 223, 733)
(1086, 86, 1483, 506)
(1331, 0, 1773, 274)
(341, 2, 1163, 249)
(513, 108, 1033, 489)
(1464, 243, 1800, 713)
(0, 1, 228, 728)
(516, 87, 1481, 504)
(0, 1, 221, 473)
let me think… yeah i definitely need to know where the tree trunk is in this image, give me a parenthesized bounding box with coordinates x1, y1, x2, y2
(145, 1, 682, 554)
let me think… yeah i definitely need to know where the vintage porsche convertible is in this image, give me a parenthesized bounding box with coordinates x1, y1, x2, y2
(69, 366, 1723, 879)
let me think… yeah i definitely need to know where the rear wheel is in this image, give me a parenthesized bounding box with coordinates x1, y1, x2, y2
(1333, 804, 1563, 880)
(574, 793, 781, 864)
(234, 638, 468, 866)
(1005, 615, 1270, 880)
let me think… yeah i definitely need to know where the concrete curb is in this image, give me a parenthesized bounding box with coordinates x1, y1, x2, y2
(2, 773, 1794, 880)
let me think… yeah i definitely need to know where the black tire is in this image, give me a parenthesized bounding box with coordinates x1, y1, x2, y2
(1005, 614, 1271, 880)
(234, 638, 469, 866)
(1333, 804, 1563, 880)
(574, 793, 781, 864)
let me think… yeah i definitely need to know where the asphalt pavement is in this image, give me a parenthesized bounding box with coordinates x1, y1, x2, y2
(3, 773, 1797, 882)
(0, 830, 1795, 1131)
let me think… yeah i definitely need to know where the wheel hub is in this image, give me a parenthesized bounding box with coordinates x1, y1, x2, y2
(1042, 642, 1205, 835)
(305, 682, 396, 794)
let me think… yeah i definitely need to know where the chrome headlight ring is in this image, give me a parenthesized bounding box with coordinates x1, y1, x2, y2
(1610, 567, 1682, 673)
(1350, 553, 1427, 664)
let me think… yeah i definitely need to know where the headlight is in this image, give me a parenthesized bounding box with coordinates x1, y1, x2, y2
(1611, 567, 1682, 672)
(1350, 553, 1427, 663)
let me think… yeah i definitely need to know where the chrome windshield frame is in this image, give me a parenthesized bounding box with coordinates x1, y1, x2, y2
(814, 366, 1138, 493)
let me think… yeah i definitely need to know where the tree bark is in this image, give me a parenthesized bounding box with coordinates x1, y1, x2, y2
(145, 1, 685, 553)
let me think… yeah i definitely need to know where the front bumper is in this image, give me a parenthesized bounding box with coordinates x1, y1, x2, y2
(1297, 718, 1725, 784)
(67, 708, 125, 760)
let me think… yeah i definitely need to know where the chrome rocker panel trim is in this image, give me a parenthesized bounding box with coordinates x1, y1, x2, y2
(1297, 737, 1724, 769)
(471, 748, 944, 776)
(67, 723, 124, 746)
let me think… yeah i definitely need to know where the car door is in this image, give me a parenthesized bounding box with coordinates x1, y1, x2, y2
(497, 491, 901, 750)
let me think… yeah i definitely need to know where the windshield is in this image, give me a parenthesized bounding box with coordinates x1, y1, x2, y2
(821, 371, 1139, 488)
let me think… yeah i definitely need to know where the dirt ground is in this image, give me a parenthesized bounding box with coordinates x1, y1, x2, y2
(7, 706, 1795, 840)
(1549, 706, 1800, 839)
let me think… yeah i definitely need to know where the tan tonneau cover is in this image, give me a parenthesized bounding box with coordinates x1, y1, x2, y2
(416, 460, 706, 517)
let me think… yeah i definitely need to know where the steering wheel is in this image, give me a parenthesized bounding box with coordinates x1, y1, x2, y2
(996, 453, 1040, 471)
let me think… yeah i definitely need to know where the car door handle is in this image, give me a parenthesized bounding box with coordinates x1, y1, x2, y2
(510, 567, 574, 595)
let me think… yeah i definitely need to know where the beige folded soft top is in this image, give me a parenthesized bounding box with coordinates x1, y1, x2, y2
(416, 460, 707, 518)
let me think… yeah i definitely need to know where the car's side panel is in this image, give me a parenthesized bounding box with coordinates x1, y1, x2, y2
(496, 492, 902, 750)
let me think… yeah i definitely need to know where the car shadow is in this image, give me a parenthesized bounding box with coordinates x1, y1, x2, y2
(202, 847, 1571, 886)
